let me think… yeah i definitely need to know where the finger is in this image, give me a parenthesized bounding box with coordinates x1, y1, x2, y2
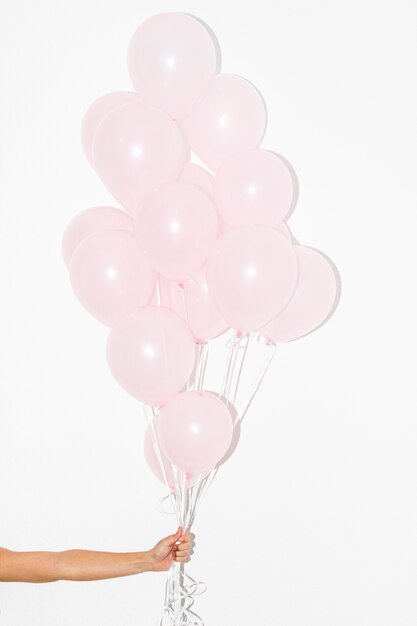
(176, 551, 192, 560)
(179, 531, 193, 542)
(175, 555, 190, 563)
(176, 544, 190, 552)
(164, 527, 182, 547)
(176, 541, 193, 551)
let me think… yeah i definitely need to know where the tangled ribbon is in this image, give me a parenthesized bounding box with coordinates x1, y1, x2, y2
(159, 564, 207, 626)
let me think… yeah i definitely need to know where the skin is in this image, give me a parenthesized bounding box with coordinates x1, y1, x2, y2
(0, 526, 194, 583)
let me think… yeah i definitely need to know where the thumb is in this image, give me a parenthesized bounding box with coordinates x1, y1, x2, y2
(163, 526, 182, 547)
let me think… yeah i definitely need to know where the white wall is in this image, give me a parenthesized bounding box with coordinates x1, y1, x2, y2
(0, 1, 416, 624)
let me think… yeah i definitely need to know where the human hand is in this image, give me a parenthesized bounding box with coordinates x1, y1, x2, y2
(147, 527, 195, 572)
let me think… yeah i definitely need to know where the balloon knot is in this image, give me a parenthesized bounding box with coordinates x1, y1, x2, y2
(195, 337, 204, 344)
(266, 338, 274, 346)
(185, 472, 190, 480)
(236, 329, 244, 338)
(178, 282, 185, 289)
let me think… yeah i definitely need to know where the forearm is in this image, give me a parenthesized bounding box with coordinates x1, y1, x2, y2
(55, 549, 153, 581)
(0, 548, 153, 583)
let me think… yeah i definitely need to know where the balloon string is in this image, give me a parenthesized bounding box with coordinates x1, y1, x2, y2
(159, 565, 207, 626)
(188, 340, 204, 391)
(146, 332, 276, 626)
(230, 334, 251, 406)
(156, 340, 210, 625)
(179, 283, 189, 325)
(184, 335, 243, 529)
(158, 477, 207, 625)
(224, 340, 241, 402)
(184, 333, 244, 531)
(187, 467, 218, 531)
(155, 274, 162, 307)
(234, 339, 277, 426)
(197, 342, 208, 390)
(142, 405, 180, 520)
(186, 334, 276, 530)
(220, 332, 237, 397)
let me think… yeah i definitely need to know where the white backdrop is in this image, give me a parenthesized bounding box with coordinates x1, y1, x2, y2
(0, 1, 416, 625)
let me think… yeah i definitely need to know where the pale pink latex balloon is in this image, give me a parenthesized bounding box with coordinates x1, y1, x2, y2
(69, 230, 155, 327)
(276, 222, 293, 242)
(206, 225, 299, 331)
(158, 391, 234, 474)
(106, 306, 196, 406)
(62, 206, 131, 269)
(92, 101, 187, 214)
(144, 417, 208, 489)
(181, 74, 267, 171)
(261, 246, 338, 343)
(179, 164, 224, 236)
(81, 91, 141, 165)
(179, 163, 214, 197)
(149, 274, 173, 307)
(134, 183, 218, 281)
(214, 150, 295, 226)
(127, 13, 218, 120)
(167, 265, 229, 340)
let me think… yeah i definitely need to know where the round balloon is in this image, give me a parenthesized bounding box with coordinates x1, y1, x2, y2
(69, 230, 155, 327)
(276, 222, 293, 242)
(179, 163, 214, 198)
(168, 265, 229, 340)
(62, 206, 131, 269)
(134, 183, 218, 281)
(206, 225, 299, 331)
(106, 306, 196, 406)
(214, 150, 295, 226)
(261, 246, 338, 342)
(92, 101, 187, 214)
(158, 390, 234, 474)
(220, 213, 294, 241)
(181, 74, 267, 171)
(144, 417, 208, 489)
(81, 91, 141, 165)
(128, 12, 218, 120)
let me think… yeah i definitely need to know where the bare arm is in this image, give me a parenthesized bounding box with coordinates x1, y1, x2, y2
(0, 527, 194, 583)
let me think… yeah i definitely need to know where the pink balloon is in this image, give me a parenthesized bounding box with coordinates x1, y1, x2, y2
(206, 225, 299, 331)
(168, 266, 229, 340)
(179, 164, 225, 237)
(261, 246, 338, 342)
(220, 217, 294, 241)
(69, 230, 155, 327)
(158, 391, 234, 474)
(276, 222, 295, 243)
(134, 183, 218, 281)
(106, 306, 196, 406)
(127, 13, 218, 120)
(62, 206, 131, 269)
(81, 91, 141, 165)
(148, 274, 172, 307)
(179, 163, 214, 197)
(92, 101, 187, 214)
(214, 150, 295, 226)
(144, 417, 208, 489)
(181, 74, 267, 171)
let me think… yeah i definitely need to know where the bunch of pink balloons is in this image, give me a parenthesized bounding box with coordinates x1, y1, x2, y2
(62, 12, 339, 483)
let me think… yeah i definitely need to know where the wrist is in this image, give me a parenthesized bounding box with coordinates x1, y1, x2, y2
(137, 550, 155, 573)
